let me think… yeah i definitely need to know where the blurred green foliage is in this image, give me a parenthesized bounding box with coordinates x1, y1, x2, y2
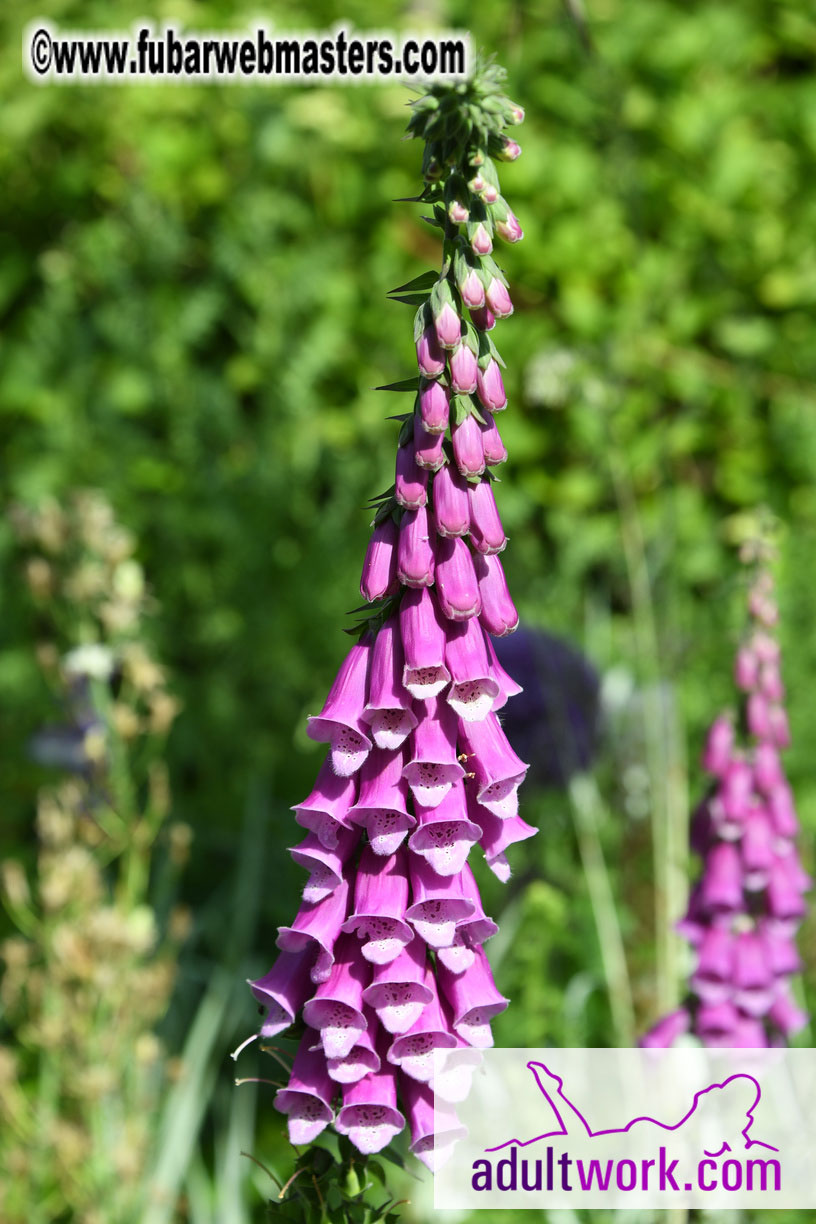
(2, 0, 816, 1220)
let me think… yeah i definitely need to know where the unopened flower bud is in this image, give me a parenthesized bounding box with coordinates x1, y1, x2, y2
(499, 139, 522, 161)
(476, 359, 506, 412)
(451, 414, 485, 477)
(398, 506, 435, 588)
(395, 442, 429, 509)
(360, 517, 399, 602)
(496, 210, 524, 243)
(434, 301, 461, 351)
(470, 305, 496, 331)
(485, 278, 513, 319)
(458, 269, 485, 310)
(449, 343, 478, 394)
(469, 224, 493, 256)
(480, 415, 507, 465)
(413, 413, 446, 471)
(419, 380, 450, 435)
(417, 325, 445, 378)
(448, 199, 469, 224)
(432, 463, 470, 538)
(468, 479, 507, 555)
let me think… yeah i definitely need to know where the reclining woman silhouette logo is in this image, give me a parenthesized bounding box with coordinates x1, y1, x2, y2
(485, 1061, 778, 1156)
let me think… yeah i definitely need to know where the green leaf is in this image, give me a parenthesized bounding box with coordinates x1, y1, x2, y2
(388, 292, 430, 306)
(375, 379, 419, 393)
(387, 270, 438, 295)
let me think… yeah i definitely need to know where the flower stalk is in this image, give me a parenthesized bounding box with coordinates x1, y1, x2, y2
(240, 61, 528, 1174)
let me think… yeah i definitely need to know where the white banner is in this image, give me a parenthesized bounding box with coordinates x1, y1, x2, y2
(432, 1047, 816, 1208)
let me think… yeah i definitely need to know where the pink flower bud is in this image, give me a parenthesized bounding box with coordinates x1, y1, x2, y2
(435, 536, 482, 621)
(468, 478, 507, 554)
(413, 412, 445, 471)
(747, 691, 771, 739)
(360, 516, 399, 601)
(397, 505, 435, 588)
(485, 277, 513, 318)
(702, 715, 733, 776)
(754, 742, 783, 793)
(473, 552, 518, 636)
(419, 379, 449, 434)
(501, 139, 521, 160)
(395, 442, 429, 509)
(496, 209, 524, 243)
(468, 173, 486, 194)
(448, 199, 469, 224)
(416, 324, 445, 378)
(480, 414, 507, 465)
(482, 183, 498, 204)
(470, 305, 496, 331)
(434, 301, 462, 350)
(470, 224, 493, 256)
(432, 462, 470, 538)
(734, 645, 758, 691)
(451, 414, 485, 477)
(458, 269, 485, 310)
(759, 662, 784, 701)
(476, 358, 507, 412)
(449, 343, 478, 394)
(510, 105, 525, 124)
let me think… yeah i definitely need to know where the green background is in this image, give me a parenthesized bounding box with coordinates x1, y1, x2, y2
(1, 0, 815, 1220)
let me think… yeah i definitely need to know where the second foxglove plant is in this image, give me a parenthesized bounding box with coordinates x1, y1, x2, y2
(643, 535, 809, 1049)
(238, 64, 530, 1170)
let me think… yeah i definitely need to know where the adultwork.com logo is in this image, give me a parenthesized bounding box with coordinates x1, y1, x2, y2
(433, 1048, 814, 1209)
(472, 1061, 780, 1195)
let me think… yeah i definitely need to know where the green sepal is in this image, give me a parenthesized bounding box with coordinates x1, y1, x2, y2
(413, 302, 430, 345)
(461, 318, 480, 356)
(477, 328, 494, 370)
(429, 275, 455, 320)
(487, 194, 510, 223)
(451, 392, 487, 427)
(486, 331, 506, 368)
